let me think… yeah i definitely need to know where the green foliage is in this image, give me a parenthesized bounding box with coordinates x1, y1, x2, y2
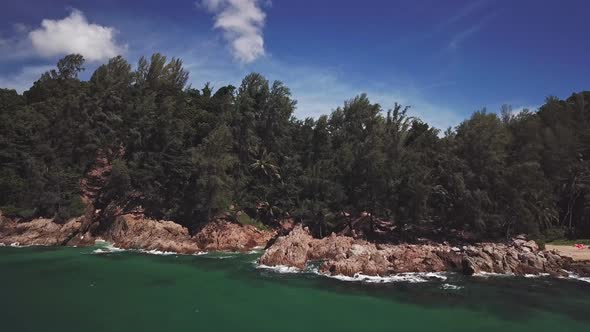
(56, 196, 86, 221)
(237, 213, 269, 231)
(1, 53, 590, 240)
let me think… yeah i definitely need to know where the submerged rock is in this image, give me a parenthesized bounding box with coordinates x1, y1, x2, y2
(259, 226, 589, 278)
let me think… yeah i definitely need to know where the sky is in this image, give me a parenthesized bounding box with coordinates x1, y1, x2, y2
(0, 0, 589, 130)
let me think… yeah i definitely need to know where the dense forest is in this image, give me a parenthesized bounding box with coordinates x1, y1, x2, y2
(1, 54, 589, 242)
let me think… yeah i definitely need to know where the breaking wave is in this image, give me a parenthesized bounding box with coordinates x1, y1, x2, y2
(566, 272, 590, 284)
(318, 271, 448, 283)
(256, 263, 302, 273)
(255, 261, 450, 283)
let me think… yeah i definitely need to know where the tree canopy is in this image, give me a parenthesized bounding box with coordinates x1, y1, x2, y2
(1, 53, 589, 241)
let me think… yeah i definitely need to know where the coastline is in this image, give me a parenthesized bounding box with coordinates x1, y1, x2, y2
(2, 213, 590, 283)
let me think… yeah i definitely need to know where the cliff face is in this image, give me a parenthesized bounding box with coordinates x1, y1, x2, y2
(259, 226, 590, 278)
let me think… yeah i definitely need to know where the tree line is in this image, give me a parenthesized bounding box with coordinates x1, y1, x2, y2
(1, 54, 589, 241)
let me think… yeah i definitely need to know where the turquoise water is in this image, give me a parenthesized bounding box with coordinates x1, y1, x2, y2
(1, 245, 589, 332)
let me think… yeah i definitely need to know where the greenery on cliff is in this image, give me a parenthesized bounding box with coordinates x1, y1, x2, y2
(1, 54, 589, 240)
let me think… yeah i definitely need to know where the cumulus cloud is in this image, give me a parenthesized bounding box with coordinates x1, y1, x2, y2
(28, 9, 126, 62)
(200, 0, 267, 63)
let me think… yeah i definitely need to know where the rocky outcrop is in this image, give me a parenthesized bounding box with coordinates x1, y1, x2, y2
(259, 225, 315, 268)
(194, 220, 275, 252)
(460, 236, 568, 276)
(0, 209, 275, 252)
(260, 226, 457, 275)
(103, 214, 201, 253)
(259, 226, 589, 278)
(0, 215, 95, 247)
(102, 214, 275, 253)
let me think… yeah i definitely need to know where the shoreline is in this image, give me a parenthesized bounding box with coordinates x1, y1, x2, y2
(3, 238, 590, 285)
(2, 214, 590, 283)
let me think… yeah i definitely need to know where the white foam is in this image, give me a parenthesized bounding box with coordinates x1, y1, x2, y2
(473, 271, 515, 278)
(91, 242, 210, 256)
(9, 242, 32, 248)
(0, 243, 5, 247)
(139, 249, 178, 256)
(91, 243, 126, 254)
(318, 271, 448, 283)
(524, 273, 550, 278)
(441, 283, 463, 290)
(256, 263, 302, 273)
(565, 271, 590, 284)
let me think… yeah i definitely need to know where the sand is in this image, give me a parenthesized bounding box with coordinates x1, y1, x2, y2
(546, 244, 590, 261)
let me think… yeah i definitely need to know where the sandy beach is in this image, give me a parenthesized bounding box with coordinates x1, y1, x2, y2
(546, 245, 590, 261)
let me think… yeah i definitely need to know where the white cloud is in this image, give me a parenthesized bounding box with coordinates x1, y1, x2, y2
(200, 0, 267, 63)
(179, 49, 463, 130)
(28, 9, 126, 62)
(148, 35, 464, 130)
(0, 65, 53, 93)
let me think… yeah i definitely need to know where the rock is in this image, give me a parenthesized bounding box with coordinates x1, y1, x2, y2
(194, 220, 275, 251)
(104, 214, 201, 254)
(260, 226, 457, 276)
(260, 228, 590, 278)
(104, 215, 274, 253)
(0, 216, 94, 246)
(259, 225, 314, 269)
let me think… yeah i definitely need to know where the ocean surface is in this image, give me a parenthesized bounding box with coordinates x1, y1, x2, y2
(1, 244, 589, 332)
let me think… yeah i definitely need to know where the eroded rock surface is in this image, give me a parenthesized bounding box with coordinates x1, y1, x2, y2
(103, 214, 201, 253)
(0, 210, 275, 253)
(0, 215, 95, 247)
(259, 226, 589, 278)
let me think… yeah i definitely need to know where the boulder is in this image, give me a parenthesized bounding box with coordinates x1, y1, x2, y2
(0, 216, 94, 246)
(104, 214, 201, 254)
(259, 225, 314, 269)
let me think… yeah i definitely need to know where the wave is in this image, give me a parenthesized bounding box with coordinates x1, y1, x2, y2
(91, 242, 209, 256)
(91, 244, 126, 254)
(138, 249, 178, 256)
(524, 273, 550, 278)
(256, 263, 302, 273)
(473, 271, 515, 278)
(566, 271, 590, 284)
(318, 271, 449, 283)
(441, 283, 463, 290)
(255, 260, 450, 283)
(9, 242, 31, 248)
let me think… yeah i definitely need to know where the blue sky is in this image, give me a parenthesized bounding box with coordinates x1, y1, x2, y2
(0, 0, 589, 130)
